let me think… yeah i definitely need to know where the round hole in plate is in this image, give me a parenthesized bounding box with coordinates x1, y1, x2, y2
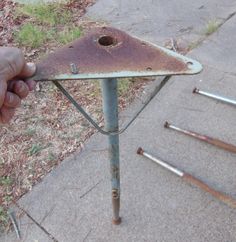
(146, 67, 152, 71)
(98, 35, 116, 46)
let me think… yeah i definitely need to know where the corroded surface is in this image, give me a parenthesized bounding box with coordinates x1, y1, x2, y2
(33, 27, 201, 81)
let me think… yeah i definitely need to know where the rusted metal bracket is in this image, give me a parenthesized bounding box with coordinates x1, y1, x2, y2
(29, 27, 202, 135)
(31, 27, 202, 81)
(52, 75, 171, 136)
(29, 27, 202, 225)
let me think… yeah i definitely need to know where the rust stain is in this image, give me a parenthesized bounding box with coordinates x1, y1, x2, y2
(183, 173, 236, 209)
(33, 27, 188, 80)
(112, 189, 121, 225)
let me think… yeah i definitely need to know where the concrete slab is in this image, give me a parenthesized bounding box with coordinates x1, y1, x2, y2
(190, 13, 236, 75)
(0, 207, 53, 242)
(87, 0, 236, 45)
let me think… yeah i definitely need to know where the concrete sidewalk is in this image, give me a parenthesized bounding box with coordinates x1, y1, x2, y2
(2, 1, 236, 241)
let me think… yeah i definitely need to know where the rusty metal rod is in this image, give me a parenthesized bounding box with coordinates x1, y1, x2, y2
(137, 147, 236, 209)
(193, 87, 236, 106)
(164, 122, 236, 153)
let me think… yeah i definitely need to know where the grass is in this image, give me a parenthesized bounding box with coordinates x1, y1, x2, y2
(188, 40, 201, 51)
(0, 207, 8, 232)
(28, 144, 44, 156)
(57, 26, 82, 44)
(0, 177, 13, 187)
(118, 78, 133, 95)
(16, 1, 71, 26)
(14, 2, 83, 48)
(188, 19, 222, 51)
(48, 152, 56, 162)
(15, 23, 82, 48)
(15, 23, 49, 48)
(0, 177, 13, 231)
(24, 128, 37, 137)
(203, 19, 221, 36)
(92, 78, 133, 97)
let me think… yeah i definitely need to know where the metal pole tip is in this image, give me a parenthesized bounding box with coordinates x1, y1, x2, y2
(164, 121, 170, 128)
(137, 147, 144, 155)
(192, 87, 199, 94)
(112, 217, 122, 225)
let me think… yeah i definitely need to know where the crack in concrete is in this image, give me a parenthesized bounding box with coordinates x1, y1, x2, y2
(80, 179, 103, 199)
(14, 202, 59, 242)
(83, 228, 92, 242)
(39, 204, 56, 226)
(189, 11, 236, 51)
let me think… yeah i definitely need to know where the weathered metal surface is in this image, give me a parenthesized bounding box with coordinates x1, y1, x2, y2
(30, 27, 203, 226)
(101, 79, 121, 224)
(31, 27, 202, 81)
(54, 76, 170, 135)
(138, 148, 236, 209)
(193, 87, 236, 106)
(183, 174, 236, 209)
(164, 122, 236, 153)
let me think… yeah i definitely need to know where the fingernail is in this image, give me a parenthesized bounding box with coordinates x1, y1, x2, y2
(19, 82, 25, 92)
(7, 93, 13, 103)
(26, 62, 36, 73)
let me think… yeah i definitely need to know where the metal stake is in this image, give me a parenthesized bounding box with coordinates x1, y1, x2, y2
(137, 147, 236, 209)
(164, 121, 236, 153)
(193, 87, 236, 106)
(101, 78, 121, 225)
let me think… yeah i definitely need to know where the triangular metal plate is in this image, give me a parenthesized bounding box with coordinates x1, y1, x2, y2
(32, 27, 202, 81)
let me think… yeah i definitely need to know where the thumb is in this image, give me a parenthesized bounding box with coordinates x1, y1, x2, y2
(0, 80, 7, 108)
(19, 62, 36, 78)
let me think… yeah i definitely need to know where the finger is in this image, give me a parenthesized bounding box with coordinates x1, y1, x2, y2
(13, 80, 29, 99)
(7, 80, 17, 91)
(0, 106, 15, 124)
(25, 79, 37, 91)
(0, 79, 7, 108)
(0, 48, 25, 80)
(8, 79, 36, 92)
(3, 91, 21, 108)
(19, 62, 36, 78)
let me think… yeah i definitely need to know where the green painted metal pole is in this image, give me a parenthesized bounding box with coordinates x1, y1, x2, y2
(101, 78, 121, 225)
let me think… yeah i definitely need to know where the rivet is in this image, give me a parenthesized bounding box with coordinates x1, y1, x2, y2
(70, 63, 79, 74)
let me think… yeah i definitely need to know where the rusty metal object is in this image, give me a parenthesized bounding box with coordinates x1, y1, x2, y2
(137, 147, 236, 209)
(31, 27, 202, 81)
(164, 122, 236, 153)
(112, 189, 121, 225)
(183, 174, 236, 208)
(26, 26, 203, 225)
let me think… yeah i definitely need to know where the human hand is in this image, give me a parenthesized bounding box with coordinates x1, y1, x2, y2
(0, 47, 36, 124)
